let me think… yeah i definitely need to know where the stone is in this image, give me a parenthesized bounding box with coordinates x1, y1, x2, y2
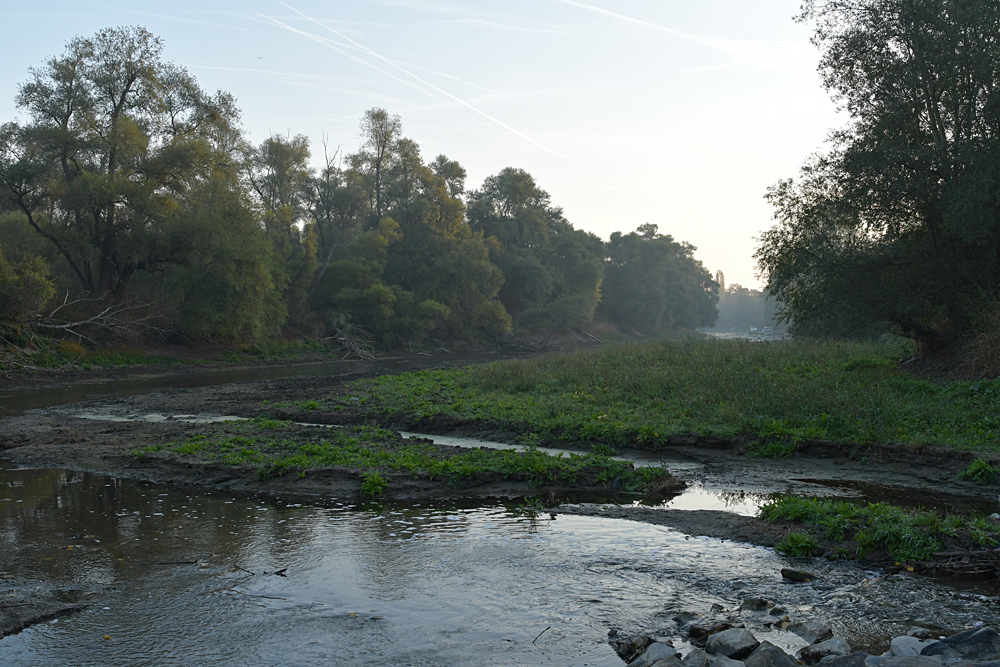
(610, 632, 653, 661)
(628, 642, 679, 667)
(690, 620, 737, 641)
(711, 656, 746, 667)
(649, 660, 684, 667)
(790, 621, 835, 645)
(909, 629, 932, 640)
(865, 657, 884, 667)
(769, 607, 787, 617)
(800, 638, 853, 664)
(819, 654, 867, 667)
(948, 661, 1000, 667)
(781, 568, 817, 582)
(684, 649, 712, 667)
(745, 642, 799, 667)
(706, 628, 760, 659)
(922, 628, 1000, 663)
(890, 637, 940, 658)
(880, 658, 943, 667)
(740, 598, 771, 612)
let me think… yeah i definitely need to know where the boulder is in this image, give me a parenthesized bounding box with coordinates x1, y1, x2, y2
(890, 637, 940, 658)
(628, 642, 679, 667)
(770, 608, 787, 617)
(781, 569, 817, 582)
(740, 598, 771, 612)
(684, 649, 712, 667)
(800, 638, 853, 664)
(609, 631, 653, 661)
(706, 628, 760, 659)
(819, 654, 868, 667)
(922, 628, 1000, 663)
(649, 660, 684, 667)
(711, 656, 746, 667)
(745, 642, 799, 667)
(880, 658, 943, 667)
(947, 661, 1000, 667)
(691, 620, 737, 641)
(865, 657, 884, 667)
(790, 621, 835, 645)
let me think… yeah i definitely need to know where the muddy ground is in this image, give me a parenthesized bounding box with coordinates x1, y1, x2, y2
(2, 371, 998, 514)
(2, 370, 1000, 638)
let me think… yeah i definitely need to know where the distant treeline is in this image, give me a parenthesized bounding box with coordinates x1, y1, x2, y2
(0, 26, 717, 346)
(708, 272, 783, 332)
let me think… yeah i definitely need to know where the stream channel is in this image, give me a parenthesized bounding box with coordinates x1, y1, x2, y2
(2, 361, 1000, 666)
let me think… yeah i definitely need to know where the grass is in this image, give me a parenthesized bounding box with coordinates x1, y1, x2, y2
(759, 495, 1000, 562)
(958, 459, 1000, 484)
(133, 421, 670, 493)
(774, 532, 821, 557)
(331, 337, 1000, 454)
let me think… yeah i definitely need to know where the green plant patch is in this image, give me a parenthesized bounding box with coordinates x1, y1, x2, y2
(958, 458, 1000, 484)
(329, 338, 1000, 455)
(759, 495, 1000, 562)
(775, 532, 820, 557)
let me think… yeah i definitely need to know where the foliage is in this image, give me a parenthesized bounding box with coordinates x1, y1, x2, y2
(774, 532, 821, 557)
(958, 458, 1000, 484)
(757, 0, 1000, 346)
(599, 225, 718, 331)
(360, 471, 387, 497)
(338, 336, 1000, 454)
(0, 246, 54, 325)
(760, 494, 1000, 562)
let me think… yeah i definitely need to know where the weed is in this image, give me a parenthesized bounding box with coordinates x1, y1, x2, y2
(958, 458, 1000, 484)
(361, 471, 387, 497)
(775, 532, 820, 557)
(301, 400, 320, 411)
(591, 443, 618, 456)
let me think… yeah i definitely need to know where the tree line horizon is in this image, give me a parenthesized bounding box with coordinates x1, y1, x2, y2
(0, 26, 776, 349)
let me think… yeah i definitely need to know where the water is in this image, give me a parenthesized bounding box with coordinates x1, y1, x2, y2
(2, 463, 999, 665)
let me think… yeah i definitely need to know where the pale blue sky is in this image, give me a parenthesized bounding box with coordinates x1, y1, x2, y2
(1, 1, 841, 288)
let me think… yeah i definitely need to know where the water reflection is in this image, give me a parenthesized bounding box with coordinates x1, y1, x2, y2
(2, 462, 999, 666)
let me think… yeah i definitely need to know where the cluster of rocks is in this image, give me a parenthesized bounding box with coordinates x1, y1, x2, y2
(610, 618, 1000, 667)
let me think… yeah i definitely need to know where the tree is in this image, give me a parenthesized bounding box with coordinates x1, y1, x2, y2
(352, 108, 402, 222)
(757, 0, 1000, 345)
(0, 26, 243, 299)
(599, 225, 718, 331)
(467, 167, 604, 330)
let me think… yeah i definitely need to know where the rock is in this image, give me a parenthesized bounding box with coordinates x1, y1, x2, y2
(865, 657, 884, 667)
(712, 656, 746, 667)
(712, 603, 727, 613)
(706, 628, 760, 659)
(781, 568, 817, 582)
(947, 661, 1000, 667)
(909, 629, 932, 640)
(690, 620, 737, 641)
(800, 638, 853, 664)
(627, 642, 678, 667)
(684, 649, 712, 667)
(988, 513, 1000, 522)
(609, 631, 653, 661)
(880, 658, 943, 667)
(922, 628, 1000, 663)
(790, 621, 835, 645)
(889, 637, 940, 658)
(770, 607, 787, 617)
(819, 654, 867, 667)
(740, 598, 771, 612)
(649, 660, 684, 667)
(745, 642, 799, 667)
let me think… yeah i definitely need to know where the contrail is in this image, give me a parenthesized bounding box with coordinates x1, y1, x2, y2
(274, 1, 565, 157)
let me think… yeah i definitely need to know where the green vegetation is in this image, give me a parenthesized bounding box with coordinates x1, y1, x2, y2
(136, 422, 670, 494)
(335, 337, 1000, 454)
(958, 459, 1000, 484)
(760, 495, 1000, 562)
(0, 27, 715, 354)
(758, 0, 1000, 352)
(774, 532, 821, 557)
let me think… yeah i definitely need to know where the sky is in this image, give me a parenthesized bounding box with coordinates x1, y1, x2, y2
(0, 1, 843, 289)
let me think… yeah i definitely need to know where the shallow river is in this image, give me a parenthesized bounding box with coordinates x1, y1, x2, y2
(2, 462, 998, 666)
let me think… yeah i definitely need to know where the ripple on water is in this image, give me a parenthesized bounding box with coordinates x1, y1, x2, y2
(1, 464, 998, 666)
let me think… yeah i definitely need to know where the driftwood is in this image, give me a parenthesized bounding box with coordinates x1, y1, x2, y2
(36, 293, 170, 344)
(321, 328, 377, 361)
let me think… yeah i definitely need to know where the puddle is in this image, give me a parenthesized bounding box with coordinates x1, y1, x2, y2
(401, 431, 703, 472)
(795, 479, 1000, 516)
(75, 412, 247, 424)
(637, 485, 767, 516)
(1, 462, 999, 665)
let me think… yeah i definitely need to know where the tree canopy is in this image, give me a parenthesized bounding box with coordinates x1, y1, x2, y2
(1, 27, 720, 346)
(757, 0, 1000, 345)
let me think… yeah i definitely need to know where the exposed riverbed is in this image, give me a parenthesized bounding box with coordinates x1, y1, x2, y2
(2, 363, 1000, 664)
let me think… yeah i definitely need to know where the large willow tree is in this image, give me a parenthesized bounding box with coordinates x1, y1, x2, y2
(0, 26, 245, 298)
(756, 0, 1000, 346)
